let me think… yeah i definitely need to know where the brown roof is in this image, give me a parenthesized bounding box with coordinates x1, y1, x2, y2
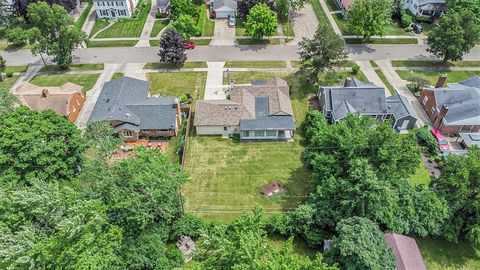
(14, 83, 83, 116)
(194, 77, 293, 126)
(384, 233, 427, 270)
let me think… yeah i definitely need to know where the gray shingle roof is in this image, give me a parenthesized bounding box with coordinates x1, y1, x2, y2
(460, 133, 480, 148)
(88, 77, 178, 130)
(386, 94, 418, 120)
(213, 0, 237, 11)
(239, 96, 294, 131)
(156, 0, 170, 7)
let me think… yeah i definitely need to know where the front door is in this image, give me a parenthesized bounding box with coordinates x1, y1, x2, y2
(110, 10, 116, 18)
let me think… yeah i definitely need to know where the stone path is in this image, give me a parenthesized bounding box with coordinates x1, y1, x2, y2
(204, 62, 227, 100)
(136, 0, 158, 47)
(291, 4, 318, 44)
(355, 61, 390, 96)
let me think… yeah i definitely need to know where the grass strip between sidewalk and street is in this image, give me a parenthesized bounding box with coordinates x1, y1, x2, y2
(345, 38, 418, 45)
(375, 70, 397, 95)
(391, 60, 480, 67)
(143, 62, 208, 69)
(4, 66, 28, 73)
(39, 64, 104, 72)
(224, 61, 287, 68)
(86, 40, 139, 47)
(237, 38, 281, 45)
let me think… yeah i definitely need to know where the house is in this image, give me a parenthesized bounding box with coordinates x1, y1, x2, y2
(0, 0, 14, 14)
(405, 0, 447, 17)
(87, 76, 181, 141)
(384, 233, 427, 270)
(14, 82, 85, 122)
(194, 77, 295, 141)
(93, 0, 137, 19)
(156, 0, 170, 15)
(211, 0, 237, 19)
(319, 78, 418, 131)
(419, 76, 480, 136)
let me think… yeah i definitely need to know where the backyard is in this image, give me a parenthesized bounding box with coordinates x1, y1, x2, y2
(396, 70, 480, 85)
(29, 74, 100, 91)
(418, 237, 480, 270)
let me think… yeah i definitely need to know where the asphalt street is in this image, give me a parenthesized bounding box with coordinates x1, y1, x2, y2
(3, 45, 480, 66)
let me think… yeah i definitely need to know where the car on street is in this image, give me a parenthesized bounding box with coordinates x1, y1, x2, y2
(228, 16, 236, 28)
(184, 41, 195, 49)
(431, 129, 450, 151)
(412, 24, 423, 34)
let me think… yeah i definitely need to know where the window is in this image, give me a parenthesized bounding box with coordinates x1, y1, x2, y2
(224, 127, 227, 131)
(101, 10, 108, 16)
(119, 9, 126, 16)
(266, 130, 277, 137)
(254, 131, 264, 137)
(422, 96, 428, 105)
(124, 130, 132, 137)
(119, 1, 123, 5)
(462, 125, 473, 131)
(242, 131, 250, 137)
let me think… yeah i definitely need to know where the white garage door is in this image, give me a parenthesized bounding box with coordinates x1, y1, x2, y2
(216, 11, 235, 18)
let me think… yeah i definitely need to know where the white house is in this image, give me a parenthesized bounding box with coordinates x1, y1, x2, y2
(211, 0, 237, 19)
(94, 0, 137, 19)
(156, 0, 170, 15)
(405, 0, 447, 17)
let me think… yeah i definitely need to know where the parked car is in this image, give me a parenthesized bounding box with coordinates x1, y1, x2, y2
(431, 129, 450, 151)
(412, 24, 423, 34)
(184, 41, 195, 49)
(228, 16, 236, 28)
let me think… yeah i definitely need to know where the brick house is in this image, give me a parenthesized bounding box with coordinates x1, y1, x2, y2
(88, 77, 181, 141)
(14, 82, 86, 122)
(419, 76, 480, 136)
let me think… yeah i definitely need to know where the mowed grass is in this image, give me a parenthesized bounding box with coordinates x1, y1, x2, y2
(30, 74, 100, 91)
(146, 72, 207, 102)
(74, 1, 93, 31)
(184, 73, 312, 221)
(203, 17, 215, 36)
(144, 62, 208, 69)
(237, 38, 281, 45)
(5, 66, 28, 73)
(86, 40, 138, 47)
(281, 21, 294, 38)
(111, 72, 125, 80)
(39, 64, 104, 72)
(418, 237, 480, 270)
(375, 70, 396, 95)
(391, 60, 480, 67)
(96, 0, 151, 38)
(345, 38, 418, 44)
(396, 70, 480, 85)
(89, 19, 110, 37)
(0, 76, 19, 90)
(225, 61, 286, 68)
(408, 159, 431, 186)
(333, 13, 410, 36)
(150, 19, 169, 37)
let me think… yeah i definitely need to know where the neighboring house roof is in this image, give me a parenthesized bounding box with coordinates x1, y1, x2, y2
(88, 76, 178, 131)
(427, 76, 480, 125)
(412, 0, 446, 5)
(384, 233, 427, 270)
(320, 78, 417, 122)
(14, 82, 83, 117)
(157, 0, 170, 7)
(339, 0, 353, 9)
(213, 0, 237, 12)
(460, 133, 480, 148)
(194, 77, 295, 131)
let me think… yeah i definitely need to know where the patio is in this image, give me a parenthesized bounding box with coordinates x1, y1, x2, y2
(112, 140, 168, 159)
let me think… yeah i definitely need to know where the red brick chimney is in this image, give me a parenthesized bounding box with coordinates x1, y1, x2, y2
(41, 89, 49, 98)
(434, 104, 449, 129)
(435, 74, 448, 88)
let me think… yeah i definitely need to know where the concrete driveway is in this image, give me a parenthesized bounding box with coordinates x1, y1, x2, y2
(291, 4, 318, 44)
(211, 19, 236, 45)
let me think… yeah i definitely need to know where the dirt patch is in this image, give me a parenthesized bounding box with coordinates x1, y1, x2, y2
(421, 155, 441, 179)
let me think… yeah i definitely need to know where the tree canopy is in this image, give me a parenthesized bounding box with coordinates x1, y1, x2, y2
(13, 0, 77, 18)
(170, 14, 199, 40)
(170, 0, 198, 20)
(346, 0, 393, 41)
(158, 29, 187, 65)
(447, 0, 480, 24)
(238, 0, 275, 19)
(244, 3, 278, 40)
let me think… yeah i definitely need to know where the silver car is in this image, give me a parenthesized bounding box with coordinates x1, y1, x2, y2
(228, 16, 236, 28)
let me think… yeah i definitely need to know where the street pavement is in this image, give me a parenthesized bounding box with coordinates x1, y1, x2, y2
(4, 45, 480, 66)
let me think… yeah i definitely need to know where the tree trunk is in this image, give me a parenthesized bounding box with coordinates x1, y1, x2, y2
(0, 73, 4, 82)
(39, 52, 47, 66)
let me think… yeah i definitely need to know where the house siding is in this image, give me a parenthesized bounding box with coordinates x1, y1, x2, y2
(94, 0, 135, 19)
(196, 125, 239, 135)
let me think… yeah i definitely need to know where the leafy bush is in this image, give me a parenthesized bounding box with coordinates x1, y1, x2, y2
(170, 214, 207, 240)
(414, 126, 439, 156)
(6, 71, 13, 78)
(407, 76, 429, 96)
(401, 12, 413, 28)
(196, 4, 206, 36)
(351, 64, 360, 74)
(6, 27, 29, 46)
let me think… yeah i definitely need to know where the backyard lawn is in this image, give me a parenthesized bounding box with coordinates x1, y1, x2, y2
(30, 74, 100, 91)
(95, 0, 151, 38)
(0, 76, 19, 90)
(183, 72, 319, 221)
(418, 237, 480, 270)
(150, 19, 169, 38)
(396, 70, 480, 85)
(408, 159, 431, 186)
(146, 72, 207, 102)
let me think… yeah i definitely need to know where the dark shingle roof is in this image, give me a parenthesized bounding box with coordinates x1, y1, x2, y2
(386, 94, 418, 120)
(88, 77, 178, 130)
(213, 0, 237, 11)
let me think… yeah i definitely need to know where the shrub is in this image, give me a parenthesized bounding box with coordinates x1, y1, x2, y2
(351, 64, 360, 74)
(401, 13, 413, 28)
(406, 76, 429, 96)
(6, 27, 29, 46)
(196, 4, 206, 36)
(6, 71, 13, 77)
(414, 126, 439, 156)
(170, 214, 207, 241)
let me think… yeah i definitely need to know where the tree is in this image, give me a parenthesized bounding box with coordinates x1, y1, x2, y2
(195, 207, 338, 270)
(27, 2, 87, 69)
(158, 29, 187, 65)
(0, 88, 18, 116)
(0, 55, 5, 82)
(13, 0, 78, 18)
(6, 27, 29, 46)
(238, 0, 275, 19)
(427, 10, 480, 62)
(244, 3, 277, 40)
(170, 0, 198, 20)
(392, 0, 406, 18)
(288, 0, 310, 12)
(170, 14, 199, 40)
(83, 121, 122, 162)
(432, 147, 480, 252)
(324, 217, 397, 270)
(346, 0, 393, 42)
(0, 107, 86, 186)
(447, 0, 480, 24)
(275, 0, 288, 22)
(298, 24, 347, 83)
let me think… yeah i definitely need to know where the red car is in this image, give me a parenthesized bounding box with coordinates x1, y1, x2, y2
(430, 129, 450, 151)
(184, 41, 195, 50)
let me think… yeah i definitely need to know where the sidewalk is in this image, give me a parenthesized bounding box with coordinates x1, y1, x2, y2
(136, 0, 158, 47)
(81, 6, 97, 35)
(204, 62, 226, 100)
(318, 0, 342, 35)
(355, 61, 390, 96)
(10, 65, 42, 93)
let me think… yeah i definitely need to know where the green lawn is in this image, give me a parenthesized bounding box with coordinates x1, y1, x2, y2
(30, 74, 100, 91)
(268, 236, 318, 259)
(345, 38, 418, 44)
(150, 39, 211, 46)
(375, 70, 396, 95)
(418, 237, 480, 270)
(150, 19, 169, 37)
(237, 38, 281, 45)
(5, 66, 28, 73)
(333, 13, 410, 36)
(225, 61, 286, 68)
(39, 64, 104, 72)
(396, 70, 480, 85)
(281, 21, 294, 38)
(146, 72, 207, 101)
(184, 73, 312, 221)
(111, 73, 125, 80)
(408, 159, 431, 186)
(369, 60, 379, 68)
(74, 1, 93, 31)
(143, 62, 207, 69)
(391, 60, 480, 67)
(318, 70, 368, 86)
(0, 76, 19, 90)
(89, 19, 110, 37)
(236, 19, 246, 36)
(86, 40, 138, 47)
(96, 0, 151, 38)
(203, 17, 215, 37)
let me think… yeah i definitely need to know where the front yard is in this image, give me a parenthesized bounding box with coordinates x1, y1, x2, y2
(0, 76, 19, 90)
(146, 72, 207, 103)
(396, 70, 480, 85)
(333, 13, 411, 36)
(29, 74, 100, 91)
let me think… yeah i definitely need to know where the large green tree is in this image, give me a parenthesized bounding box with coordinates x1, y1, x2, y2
(27, 2, 87, 69)
(432, 147, 480, 252)
(244, 3, 278, 40)
(170, 14, 199, 40)
(83, 120, 122, 162)
(170, 0, 198, 20)
(427, 10, 480, 62)
(346, 0, 393, 41)
(447, 0, 480, 24)
(0, 88, 18, 116)
(0, 107, 86, 186)
(238, 0, 276, 19)
(298, 24, 347, 83)
(324, 217, 396, 270)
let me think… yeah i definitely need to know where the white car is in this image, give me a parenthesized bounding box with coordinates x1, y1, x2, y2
(228, 16, 236, 28)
